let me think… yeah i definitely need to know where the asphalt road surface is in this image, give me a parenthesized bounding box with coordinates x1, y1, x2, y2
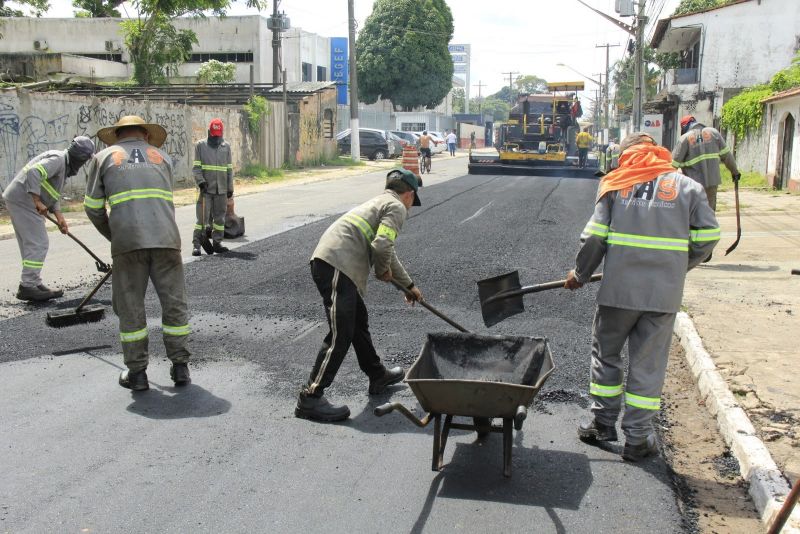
(1, 167, 686, 533)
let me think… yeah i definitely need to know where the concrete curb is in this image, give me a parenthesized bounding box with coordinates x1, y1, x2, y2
(674, 312, 800, 532)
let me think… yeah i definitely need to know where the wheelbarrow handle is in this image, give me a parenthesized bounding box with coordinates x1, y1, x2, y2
(514, 405, 527, 431)
(487, 272, 603, 304)
(373, 402, 433, 427)
(390, 279, 470, 333)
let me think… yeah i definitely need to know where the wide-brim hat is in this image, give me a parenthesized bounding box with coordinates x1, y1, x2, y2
(96, 115, 168, 148)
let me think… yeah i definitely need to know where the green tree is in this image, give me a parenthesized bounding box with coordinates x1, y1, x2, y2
(515, 75, 548, 95)
(197, 59, 236, 84)
(0, 0, 49, 16)
(356, 0, 454, 111)
(612, 46, 676, 112)
(451, 87, 465, 113)
(72, 0, 123, 17)
(473, 96, 510, 121)
(121, 0, 266, 86)
(671, 0, 727, 16)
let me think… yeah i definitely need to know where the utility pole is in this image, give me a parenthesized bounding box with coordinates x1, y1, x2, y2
(633, 0, 648, 131)
(596, 43, 619, 138)
(348, 0, 360, 161)
(270, 0, 282, 84)
(594, 72, 605, 141)
(473, 80, 486, 114)
(502, 71, 519, 105)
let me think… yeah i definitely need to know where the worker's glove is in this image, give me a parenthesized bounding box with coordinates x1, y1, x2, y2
(733, 173, 741, 183)
(199, 182, 208, 193)
(227, 191, 233, 199)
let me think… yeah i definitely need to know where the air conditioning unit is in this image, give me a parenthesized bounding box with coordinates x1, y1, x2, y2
(615, 0, 635, 16)
(105, 40, 122, 52)
(33, 40, 49, 51)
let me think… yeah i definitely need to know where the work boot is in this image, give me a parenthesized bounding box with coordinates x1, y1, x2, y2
(192, 247, 201, 257)
(622, 434, 659, 462)
(368, 366, 405, 395)
(702, 252, 713, 263)
(578, 418, 619, 442)
(16, 283, 61, 302)
(170, 363, 191, 386)
(295, 391, 350, 422)
(119, 369, 149, 391)
(212, 242, 229, 254)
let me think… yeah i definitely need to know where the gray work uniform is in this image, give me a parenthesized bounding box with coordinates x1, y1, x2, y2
(574, 171, 719, 442)
(192, 139, 233, 245)
(671, 123, 739, 211)
(305, 190, 414, 396)
(606, 143, 620, 170)
(84, 138, 190, 373)
(2, 151, 68, 288)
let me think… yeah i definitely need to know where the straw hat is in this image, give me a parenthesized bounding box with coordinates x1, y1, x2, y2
(96, 115, 168, 148)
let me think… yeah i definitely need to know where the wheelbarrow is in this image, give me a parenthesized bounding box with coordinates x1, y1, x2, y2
(374, 331, 555, 477)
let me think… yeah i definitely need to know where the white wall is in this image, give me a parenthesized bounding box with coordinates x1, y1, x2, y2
(765, 96, 800, 189)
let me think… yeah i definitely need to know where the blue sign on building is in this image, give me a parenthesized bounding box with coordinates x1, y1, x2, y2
(330, 37, 349, 105)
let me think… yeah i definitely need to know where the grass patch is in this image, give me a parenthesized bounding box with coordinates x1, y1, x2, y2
(324, 155, 367, 167)
(719, 165, 768, 191)
(240, 163, 286, 184)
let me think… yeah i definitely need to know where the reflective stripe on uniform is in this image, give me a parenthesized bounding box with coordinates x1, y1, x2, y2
(108, 188, 173, 207)
(194, 224, 204, 230)
(671, 152, 723, 168)
(22, 259, 44, 269)
(690, 228, 721, 242)
(120, 327, 148, 343)
(343, 214, 375, 241)
(193, 160, 202, 166)
(583, 221, 609, 238)
(212, 223, 225, 231)
(84, 195, 105, 209)
(625, 392, 661, 410)
(39, 179, 60, 201)
(162, 323, 191, 336)
(200, 164, 229, 172)
(376, 224, 397, 241)
(590, 382, 623, 397)
(607, 232, 688, 251)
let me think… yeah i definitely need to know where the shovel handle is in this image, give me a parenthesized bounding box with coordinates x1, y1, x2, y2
(792, 269, 800, 276)
(489, 272, 603, 303)
(390, 279, 470, 333)
(44, 213, 110, 271)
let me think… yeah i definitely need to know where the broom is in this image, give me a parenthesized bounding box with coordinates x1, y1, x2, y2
(43, 214, 111, 327)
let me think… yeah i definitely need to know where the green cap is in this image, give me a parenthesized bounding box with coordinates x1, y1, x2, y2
(386, 168, 421, 206)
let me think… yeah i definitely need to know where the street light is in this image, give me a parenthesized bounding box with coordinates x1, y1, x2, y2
(556, 63, 601, 87)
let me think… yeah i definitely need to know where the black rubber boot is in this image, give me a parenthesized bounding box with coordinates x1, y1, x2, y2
(16, 284, 61, 302)
(368, 366, 405, 395)
(622, 434, 658, 462)
(578, 419, 619, 442)
(212, 242, 229, 253)
(294, 391, 350, 422)
(192, 247, 201, 257)
(119, 369, 149, 391)
(170, 363, 191, 386)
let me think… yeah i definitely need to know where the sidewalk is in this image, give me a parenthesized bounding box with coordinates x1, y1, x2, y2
(679, 187, 800, 525)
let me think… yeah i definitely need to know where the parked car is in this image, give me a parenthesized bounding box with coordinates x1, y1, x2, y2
(336, 128, 391, 160)
(391, 130, 420, 149)
(386, 131, 405, 158)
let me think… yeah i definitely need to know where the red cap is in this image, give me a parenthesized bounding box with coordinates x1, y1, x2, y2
(209, 118, 224, 137)
(679, 115, 695, 128)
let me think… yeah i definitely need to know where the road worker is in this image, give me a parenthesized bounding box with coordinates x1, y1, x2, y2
(575, 129, 593, 168)
(84, 115, 191, 391)
(296, 168, 424, 422)
(565, 132, 719, 461)
(672, 115, 739, 213)
(606, 138, 621, 171)
(192, 118, 233, 256)
(3, 136, 95, 301)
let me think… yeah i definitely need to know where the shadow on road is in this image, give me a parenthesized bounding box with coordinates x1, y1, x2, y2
(126, 383, 231, 419)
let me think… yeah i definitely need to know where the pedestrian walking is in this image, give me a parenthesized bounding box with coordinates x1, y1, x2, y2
(671, 115, 739, 213)
(2, 136, 95, 302)
(446, 129, 457, 156)
(469, 131, 476, 150)
(575, 129, 593, 168)
(192, 118, 233, 256)
(296, 168, 424, 422)
(565, 132, 720, 461)
(84, 115, 191, 391)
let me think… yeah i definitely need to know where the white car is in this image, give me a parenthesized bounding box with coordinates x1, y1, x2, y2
(417, 131, 447, 155)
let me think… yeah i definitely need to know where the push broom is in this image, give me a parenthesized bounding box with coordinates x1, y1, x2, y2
(43, 214, 111, 328)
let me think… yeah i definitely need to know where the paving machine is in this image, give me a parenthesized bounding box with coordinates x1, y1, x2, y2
(469, 82, 599, 177)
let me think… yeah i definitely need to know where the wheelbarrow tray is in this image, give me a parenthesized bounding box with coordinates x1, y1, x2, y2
(405, 332, 555, 419)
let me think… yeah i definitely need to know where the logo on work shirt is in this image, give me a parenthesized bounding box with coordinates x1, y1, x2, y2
(619, 179, 677, 208)
(128, 148, 146, 164)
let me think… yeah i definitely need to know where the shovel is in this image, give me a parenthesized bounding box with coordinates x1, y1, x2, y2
(390, 279, 469, 333)
(478, 271, 603, 327)
(724, 173, 741, 256)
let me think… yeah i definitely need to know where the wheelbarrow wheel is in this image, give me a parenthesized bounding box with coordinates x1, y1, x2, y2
(473, 417, 492, 438)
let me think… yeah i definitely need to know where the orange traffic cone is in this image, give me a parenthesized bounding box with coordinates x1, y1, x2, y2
(401, 144, 421, 184)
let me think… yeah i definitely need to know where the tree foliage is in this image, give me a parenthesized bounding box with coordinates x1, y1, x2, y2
(451, 87, 465, 113)
(121, 0, 266, 86)
(472, 96, 510, 121)
(356, 0, 454, 111)
(671, 0, 731, 16)
(72, 0, 123, 17)
(0, 0, 49, 16)
(197, 59, 236, 84)
(612, 46, 676, 112)
(515, 75, 548, 95)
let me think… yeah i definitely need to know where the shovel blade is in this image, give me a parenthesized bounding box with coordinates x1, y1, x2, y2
(477, 270, 525, 327)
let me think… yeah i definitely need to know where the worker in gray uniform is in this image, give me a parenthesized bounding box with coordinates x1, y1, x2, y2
(296, 168, 424, 422)
(192, 118, 233, 255)
(2, 136, 95, 301)
(565, 132, 720, 461)
(672, 115, 739, 213)
(605, 138, 620, 171)
(84, 115, 191, 391)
